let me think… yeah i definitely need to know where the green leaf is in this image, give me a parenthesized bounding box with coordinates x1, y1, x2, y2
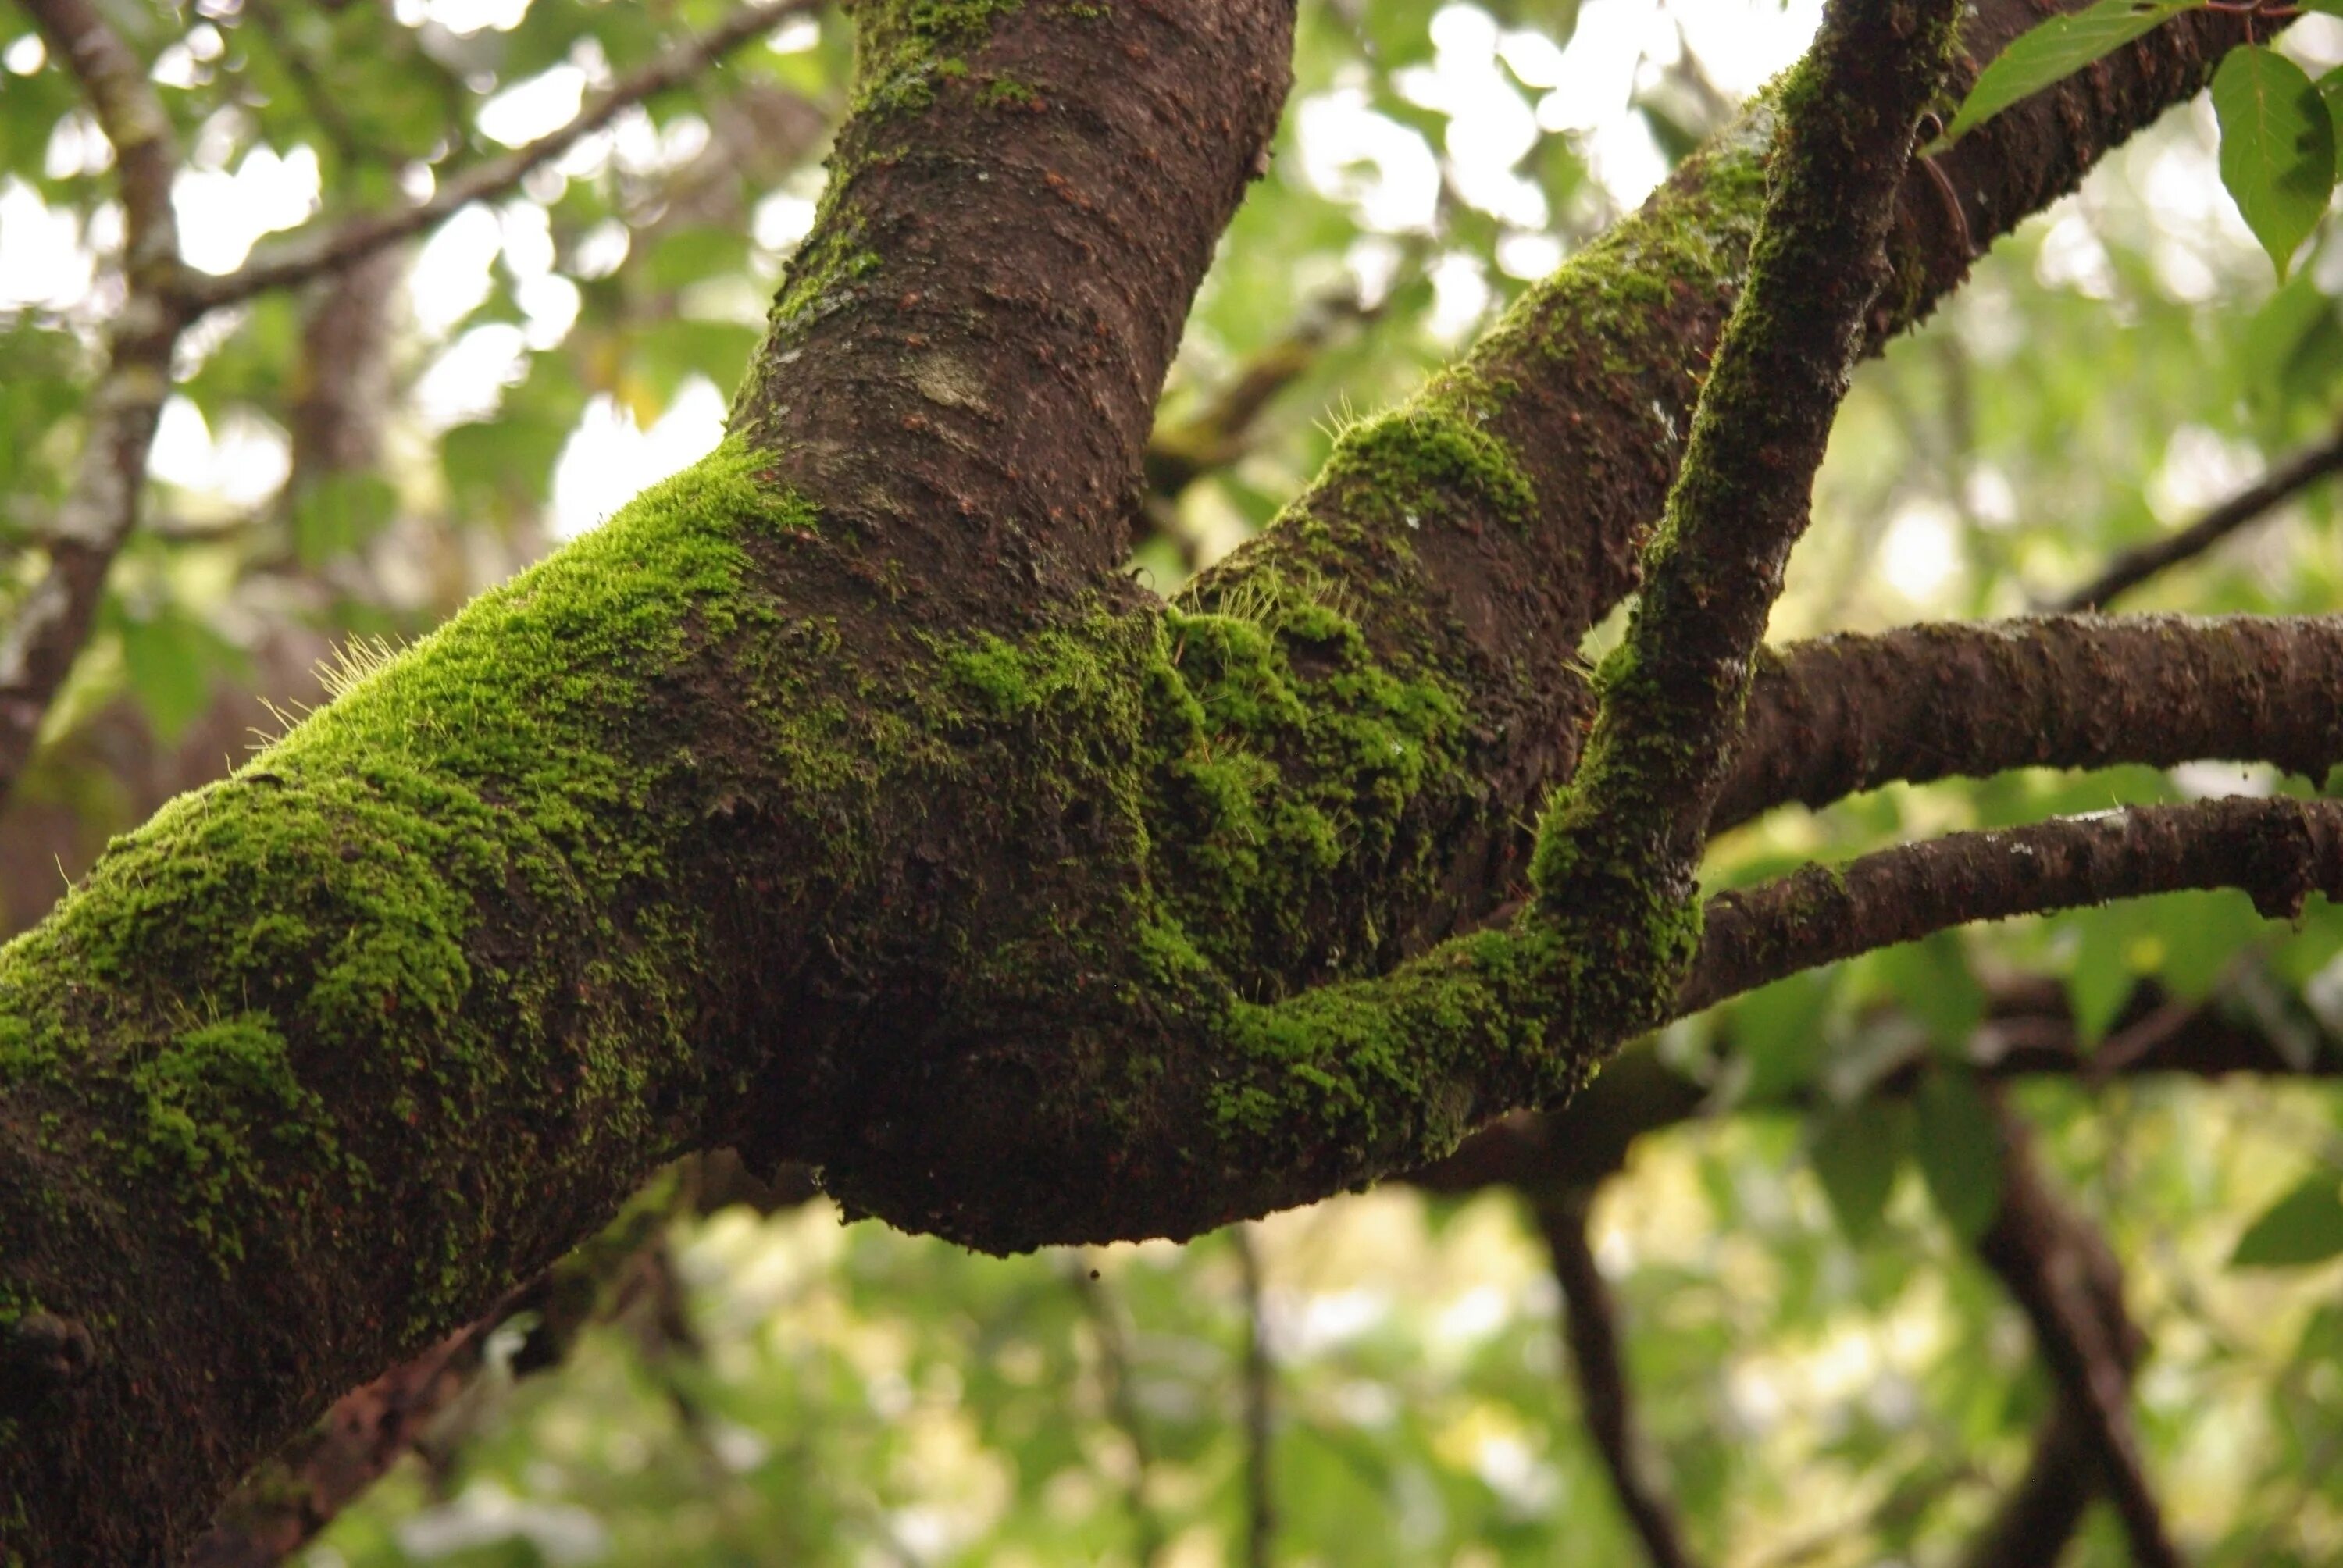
(291, 471, 398, 568)
(1810, 1101, 1909, 1245)
(1730, 971, 1834, 1103)
(2066, 907, 2134, 1046)
(116, 602, 242, 741)
(1913, 1068, 2004, 1242)
(2213, 45, 2336, 280)
(2231, 1175, 2343, 1267)
(1942, 0, 2202, 144)
(1870, 933, 1985, 1056)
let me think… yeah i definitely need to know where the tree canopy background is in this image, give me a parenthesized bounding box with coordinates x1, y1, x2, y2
(4, 0, 2343, 1563)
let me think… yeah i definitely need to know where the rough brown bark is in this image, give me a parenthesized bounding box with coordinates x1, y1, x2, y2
(1717, 615, 2343, 832)
(1685, 797, 2343, 1015)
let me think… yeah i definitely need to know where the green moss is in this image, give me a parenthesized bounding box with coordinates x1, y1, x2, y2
(1146, 579, 1470, 989)
(0, 440, 811, 1292)
(975, 75, 1040, 109)
(123, 1014, 350, 1265)
(852, 0, 1025, 116)
(1320, 401, 1535, 535)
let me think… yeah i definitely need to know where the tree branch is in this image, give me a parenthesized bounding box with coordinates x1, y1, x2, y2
(1715, 614, 2343, 831)
(1971, 1095, 2177, 1567)
(180, 0, 821, 312)
(1232, 1224, 1275, 1568)
(0, 1, 2300, 1553)
(0, 0, 192, 809)
(1681, 796, 2343, 1016)
(2055, 414, 2343, 612)
(1071, 1260, 1168, 1568)
(1192, 0, 2264, 951)
(1531, 1187, 1702, 1568)
(1535, 0, 1956, 908)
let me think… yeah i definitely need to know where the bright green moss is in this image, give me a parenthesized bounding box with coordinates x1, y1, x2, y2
(1147, 582, 1470, 989)
(1321, 401, 1535, 535)
(125, 1014, 348, 1265)
(975, 76, 1040, 109)
(0, 440, 811, 1284)
(853, 0, 1025, 115)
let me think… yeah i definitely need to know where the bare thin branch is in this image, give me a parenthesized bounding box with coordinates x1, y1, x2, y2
(0, 0, 815, 814)
(183, 0, 821, 311)
(0, 0, 192, 807)
(1681, 796, 2343, 1016)
(1973, 1097, 2178, 1567)
(1717, 614, 2343, 832)
(2056, 415, 2343, 612)
(1957, 1402, 2103, 1568)
(1071, 1260, 1168, 1568)
(1231, 1225, 1275, 1568)
(1532, 1188, 1702, 1568)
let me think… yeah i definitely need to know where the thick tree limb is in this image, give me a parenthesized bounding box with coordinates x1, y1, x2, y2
(1145, 0, 1963, 1234)
(1194, 1, 2263, 949)
(2056, 415, 2343, 612)
(180, 0, 819, 311)
(1683, 797, 2343, 1016)
(0, 2, 1299, 1556)
(0, 0, 191, 807)
(1532, 1188, 1702, 1568)
(1715, 615, 2343, 831)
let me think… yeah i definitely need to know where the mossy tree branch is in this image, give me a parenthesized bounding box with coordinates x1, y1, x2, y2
(0, 0, 822, 819)
(0, 0, 2321, 1559)
(1535, 0, 1956, 909)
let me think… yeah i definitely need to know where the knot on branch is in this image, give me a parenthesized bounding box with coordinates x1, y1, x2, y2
(1, 1311, 98, 1407)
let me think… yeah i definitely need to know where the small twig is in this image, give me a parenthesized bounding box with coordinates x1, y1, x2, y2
(1, 0, 193, 811)
(1069, 1256, 1168, 1568)
(1530, 1186, 1701, 1568)
(1973, 1095, 2182, 1568)
(1231, 1224, 1275, 1568)
(2054, 415, 2343, 611)
(183, 0, 822, 311)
